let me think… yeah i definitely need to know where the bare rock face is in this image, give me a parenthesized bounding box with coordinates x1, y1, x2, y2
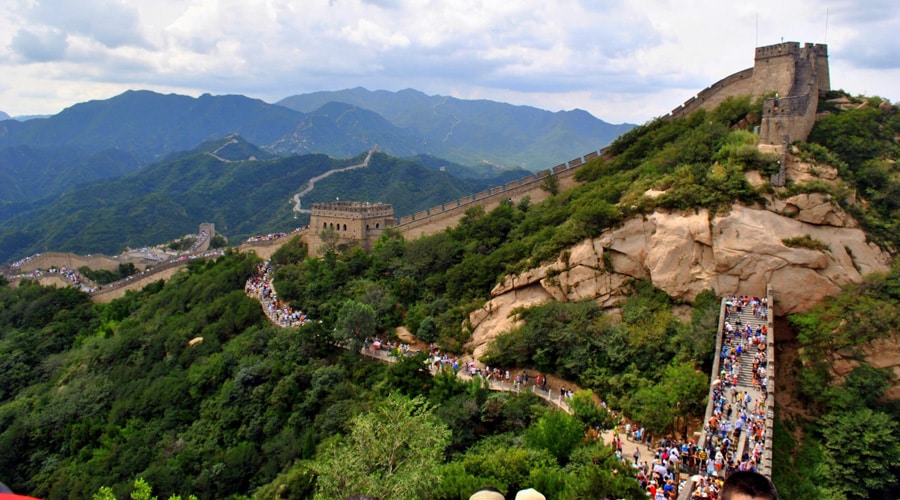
(831, 336, 900, 400)
(466, 198, 891, 357)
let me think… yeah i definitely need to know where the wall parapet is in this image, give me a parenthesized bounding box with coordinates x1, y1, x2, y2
(664, 67, 754, 120)
(394, 146, 608, 234)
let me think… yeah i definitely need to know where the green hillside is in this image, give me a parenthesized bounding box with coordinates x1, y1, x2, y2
(0, 91, 304, 162)
(0, 145, 499, 262)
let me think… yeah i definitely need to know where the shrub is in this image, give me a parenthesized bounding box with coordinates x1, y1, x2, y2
(782, 235, 830, 252)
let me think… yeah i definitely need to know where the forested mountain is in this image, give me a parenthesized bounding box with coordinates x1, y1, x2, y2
(0, 91, 303, 162)
(278, 87, 634, 170)
(0, 146, 140, 203)
(0, 140, 509, 262)
(0, 89, 629, 212)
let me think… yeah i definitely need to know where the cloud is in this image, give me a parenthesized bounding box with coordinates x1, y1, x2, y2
(10, 28, 68, 62)
(17, 0, 149, 49)
(0, 0, 898, 122)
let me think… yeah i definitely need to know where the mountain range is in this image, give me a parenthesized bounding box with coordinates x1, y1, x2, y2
(276, 88, 633, 169)
(0, 136, 530, 262)
(0, 89, 631, 204)
(0, 88, 631, 262)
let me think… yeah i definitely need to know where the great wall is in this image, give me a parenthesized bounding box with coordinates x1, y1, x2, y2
(2, 41, 826, 489)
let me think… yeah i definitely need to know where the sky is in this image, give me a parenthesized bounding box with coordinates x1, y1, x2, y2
(0, 0, 897, 124)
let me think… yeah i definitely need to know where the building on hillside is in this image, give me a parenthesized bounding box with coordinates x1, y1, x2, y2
(307, 201, 395, 255)
(667, 41, 829, 146)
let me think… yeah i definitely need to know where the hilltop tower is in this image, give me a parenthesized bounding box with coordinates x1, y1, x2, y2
(666, 41, 830, 146)
(756, 42, 829, 146)
(307, 201, 395, 255)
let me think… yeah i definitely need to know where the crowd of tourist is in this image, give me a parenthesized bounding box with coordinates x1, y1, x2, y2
(245, 261, 310, 327)
(685, 295, 771, 499)
(244, 227, 306, 243)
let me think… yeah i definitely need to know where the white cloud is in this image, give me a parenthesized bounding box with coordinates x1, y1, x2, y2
(0, 0, 897, 123)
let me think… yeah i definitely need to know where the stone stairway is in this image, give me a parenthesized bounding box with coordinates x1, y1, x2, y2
(731, 307, 763, 388)
(725, 302, 767, 459)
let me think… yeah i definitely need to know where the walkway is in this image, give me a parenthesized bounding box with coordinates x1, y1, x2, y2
(292, 148, 376, 213)
(681, 289, 775, 499)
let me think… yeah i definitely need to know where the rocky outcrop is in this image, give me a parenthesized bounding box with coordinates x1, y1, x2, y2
(830, 336, 900, 400)
(467, 197, 891, 360)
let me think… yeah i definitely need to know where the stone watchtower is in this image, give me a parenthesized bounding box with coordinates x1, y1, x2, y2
(665, 41, 829, 148)
(307, 201, 395, 255)
(756, 42, 830, 146)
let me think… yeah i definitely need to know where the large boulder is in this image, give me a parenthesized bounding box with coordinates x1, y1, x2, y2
(466, 200, 891, 356)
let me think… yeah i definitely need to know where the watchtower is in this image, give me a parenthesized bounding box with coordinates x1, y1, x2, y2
(308, 202, 395, 254)
(756, 42, 829, 146)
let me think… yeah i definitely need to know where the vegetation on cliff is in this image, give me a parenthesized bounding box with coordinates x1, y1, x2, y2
(804, 96, 900, 249)
(774, 263, 900, 499)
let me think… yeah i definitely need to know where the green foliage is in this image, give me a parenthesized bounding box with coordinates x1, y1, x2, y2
(334, 300, 377, 351)
(569, 390, 613, 430)
(783, 260, 900, 499)
(624, 361, 708, 434)
(79, 263, 139, 285)
(806, 102, 900, 248)
(269, 235, 308, 267)
(819, 407, 900, 499)
(782, 234, 830, 252)
(540, 174, 559, 195)
(789, 264, 900, 352)
(311, 393, 451, 500)
(480, 282, 710, 430)
(524, 410, 585, 465)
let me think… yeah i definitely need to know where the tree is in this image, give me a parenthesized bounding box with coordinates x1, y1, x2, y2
(820, 408, 900, 499)
(541, 174, 559, 195)
(334, 300, 377, 351)
(625, 361, 708, 434)
(570, 390, 613, 430)
(312, 393, 450, 500)
(318, 227, 340, 254)
(524, 409, 585, 465)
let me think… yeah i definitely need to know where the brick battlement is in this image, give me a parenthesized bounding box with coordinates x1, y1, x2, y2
(311, 201, 394, 218)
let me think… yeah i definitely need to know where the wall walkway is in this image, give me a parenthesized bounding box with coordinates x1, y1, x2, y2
(680, 289, 775, 499)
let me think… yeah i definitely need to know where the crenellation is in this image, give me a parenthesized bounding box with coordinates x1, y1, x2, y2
(754, 41, 800, 60)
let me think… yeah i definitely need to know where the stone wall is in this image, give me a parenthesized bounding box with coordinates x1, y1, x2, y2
(12, 252, 154, 273)
(667, 68, 755, 119)
(395, 148, 601, 239)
